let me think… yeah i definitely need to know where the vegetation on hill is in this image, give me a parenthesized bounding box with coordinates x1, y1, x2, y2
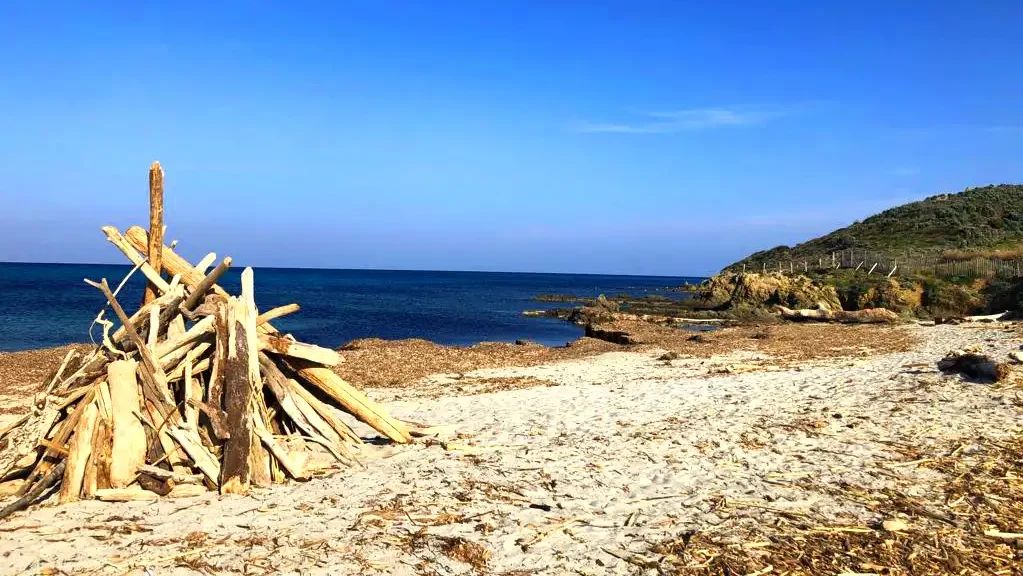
(729, 184, 1023, 271)
(707, 184, 1023, 318)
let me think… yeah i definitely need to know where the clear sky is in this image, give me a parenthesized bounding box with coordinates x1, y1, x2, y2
(1, 1, 1021, 276)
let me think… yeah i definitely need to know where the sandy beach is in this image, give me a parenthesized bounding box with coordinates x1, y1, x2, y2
(1, 321, 1021, 575)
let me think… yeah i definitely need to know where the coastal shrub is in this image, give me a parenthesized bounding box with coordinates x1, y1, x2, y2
(982, 277, 1023, 314)
(921, 278, 986, 317)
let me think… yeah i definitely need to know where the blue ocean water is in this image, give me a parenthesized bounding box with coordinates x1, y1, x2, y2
(0, 263, 699, 352)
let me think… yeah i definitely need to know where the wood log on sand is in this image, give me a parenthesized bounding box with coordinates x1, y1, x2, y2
(0, 168, 413, 516)
(776, 305, 900, 324)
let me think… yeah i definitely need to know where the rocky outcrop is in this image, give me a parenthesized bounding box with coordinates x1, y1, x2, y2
(856, 278, 923, 312)
(702, 272, 842, 311)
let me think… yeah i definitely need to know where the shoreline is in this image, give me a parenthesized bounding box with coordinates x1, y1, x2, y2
(2, 321, 1021, 574)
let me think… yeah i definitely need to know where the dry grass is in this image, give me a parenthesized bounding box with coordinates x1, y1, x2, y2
(334, 322, 917, 392)
(334, 337, 620, 389)
(941, 246, 1023, 260)
(594, 320, 918, 361)
(0, 345, 86, 397)
(642, 434, 1023, 575)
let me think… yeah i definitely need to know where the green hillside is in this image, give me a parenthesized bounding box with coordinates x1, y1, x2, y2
(726, 184, 1023, 272)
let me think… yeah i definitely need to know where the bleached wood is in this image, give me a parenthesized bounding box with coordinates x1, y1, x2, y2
(101, 226, 171, 295)
(167, 484, 207, 498)
(180, 256, 233, 312)
(107, 360, 148, 488)
(777, 306, 900, 324)
(84, 416, 112, 496)
(168, 314, 186, 340)
(195, 252, 217, 275)
(154, 314, 215, 359)
(183, 356, 198, 430)
(964, 311, 1009, 322)
(284, 377, 362, 447)
(95, 487, 159, 502)
(252, 415, 309, 480)
(259, 334, 341, 366)
(165, 342, 212, 381)
(258, 353, 356, 461)
(59, 401, 99, 503)
(257, 304, 300, 325)
(147, 305, 160, 353)
(289, 362, 411, 443)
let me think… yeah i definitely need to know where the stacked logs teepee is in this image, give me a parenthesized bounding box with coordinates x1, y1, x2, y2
(0, 163, 411, 517)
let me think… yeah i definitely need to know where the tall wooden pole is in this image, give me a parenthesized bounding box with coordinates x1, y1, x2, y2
(143, 161, 164, 305)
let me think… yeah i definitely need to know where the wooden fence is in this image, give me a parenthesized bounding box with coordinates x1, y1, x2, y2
(731, 249, 1023, 280)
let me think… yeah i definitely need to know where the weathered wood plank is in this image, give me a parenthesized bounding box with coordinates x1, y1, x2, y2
(107, 360, 147, 488)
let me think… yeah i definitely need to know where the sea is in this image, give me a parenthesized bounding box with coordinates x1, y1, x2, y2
(0, 263, 700, 352)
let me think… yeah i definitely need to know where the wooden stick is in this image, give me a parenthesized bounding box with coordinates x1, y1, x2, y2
(143, 161, 164, 305)
(59, 400, 99, 503)
(257, 304, 300, 326)
(259, 334, 341, 366)
(147, 305, 160, 353)
(183, 356, 198, 430)
(180, 257, 232, 312)
(164, 341, 213, 381)
(0, 461, 66, 521)
(101, 226, 171, 296)
(195, 252, 217, 275)
(154, 314, 215, 359)
(287, 361, 411, 443)
(287, 376, 362, 446)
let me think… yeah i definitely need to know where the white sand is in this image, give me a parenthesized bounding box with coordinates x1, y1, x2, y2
(1, 323, 1021, 575)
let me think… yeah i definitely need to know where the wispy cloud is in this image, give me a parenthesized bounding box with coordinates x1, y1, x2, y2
(575, 106, 786, 134)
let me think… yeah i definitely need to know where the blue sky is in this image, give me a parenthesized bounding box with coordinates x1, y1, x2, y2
(1, 1, 1021, 276)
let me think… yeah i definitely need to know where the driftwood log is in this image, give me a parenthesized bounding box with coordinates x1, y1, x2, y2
(776, 306, 900, 324)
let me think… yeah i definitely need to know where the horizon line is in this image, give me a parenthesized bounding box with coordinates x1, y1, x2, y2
(0, 259, 709, 280)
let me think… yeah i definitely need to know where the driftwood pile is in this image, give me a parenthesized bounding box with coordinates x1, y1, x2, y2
(0, 224, 411, 517)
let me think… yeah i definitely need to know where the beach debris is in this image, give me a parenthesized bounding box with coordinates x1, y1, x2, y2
(0, 218, 411, 517)
(776, 305, 900, 324)
(938, 350, 1011, 382)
